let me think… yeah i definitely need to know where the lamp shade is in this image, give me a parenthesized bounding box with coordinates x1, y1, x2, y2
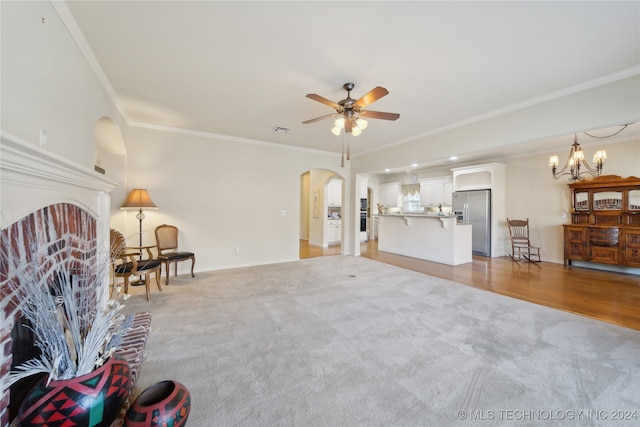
(593, 150, 607, 162)
(121, 189, 158, 209)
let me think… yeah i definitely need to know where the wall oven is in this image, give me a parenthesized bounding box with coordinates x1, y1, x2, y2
(360, 198, 367, 232)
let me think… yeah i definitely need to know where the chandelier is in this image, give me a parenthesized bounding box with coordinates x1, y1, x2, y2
(549, 134, 606, 181)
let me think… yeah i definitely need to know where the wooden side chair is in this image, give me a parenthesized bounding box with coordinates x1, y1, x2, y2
(154, 224, 196, 285)
(110, 229, 162, 301)
(506, 218, 541, 262)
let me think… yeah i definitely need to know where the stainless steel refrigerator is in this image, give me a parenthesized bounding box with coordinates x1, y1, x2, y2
(452, 189, 491, 256)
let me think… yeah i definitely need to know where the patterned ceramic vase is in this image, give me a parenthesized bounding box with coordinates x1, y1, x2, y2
(124, 380, 191, 427)
(18, 357, 131, 427)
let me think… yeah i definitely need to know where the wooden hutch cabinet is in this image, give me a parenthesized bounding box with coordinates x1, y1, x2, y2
(564, 175, 640, 267)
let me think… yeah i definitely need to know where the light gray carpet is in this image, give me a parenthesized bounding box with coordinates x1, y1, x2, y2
(122, 256, 640, 426)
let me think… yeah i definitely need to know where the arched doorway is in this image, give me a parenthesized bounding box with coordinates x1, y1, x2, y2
(299, 169, 344, 258)
(94, 116, 128, 230)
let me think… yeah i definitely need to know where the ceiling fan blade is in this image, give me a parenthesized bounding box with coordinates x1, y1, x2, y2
(302, 113, 340, 124)
(306, 94, 341, 109)
(354, 87, 389, 108)
(361, 110, 400, 121)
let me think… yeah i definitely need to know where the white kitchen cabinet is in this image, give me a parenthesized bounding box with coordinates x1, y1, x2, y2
(420, 177, 453, 206)
(451, 163, 505, 192)
(431, 182, 445, 205)
(327, 179, 342, 206)
(327, 219, 341, 244)
(444, 180, 453, 205)
(380, 182, 401, 207)
(419, 181, 433, 205)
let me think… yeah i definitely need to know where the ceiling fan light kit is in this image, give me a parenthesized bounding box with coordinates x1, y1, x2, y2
(303, 82, 400, 166)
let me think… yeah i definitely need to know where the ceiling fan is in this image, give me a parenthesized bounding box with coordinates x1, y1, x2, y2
(302, 82, 400, 136)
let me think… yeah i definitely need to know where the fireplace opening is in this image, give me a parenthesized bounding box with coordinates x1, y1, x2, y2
(9, 317, 46, 422)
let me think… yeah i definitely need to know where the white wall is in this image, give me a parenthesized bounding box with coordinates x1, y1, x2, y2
(307, 169, 333, 247)
(1, 1, 126, 168)
(300, 172, 310, 241)
(115, 126, 343, 272)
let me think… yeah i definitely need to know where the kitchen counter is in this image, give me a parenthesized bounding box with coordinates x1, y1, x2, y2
(376, 214, 472, 265)
(377, 213, 452, 218)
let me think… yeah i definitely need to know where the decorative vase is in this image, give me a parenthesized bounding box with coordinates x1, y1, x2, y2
(124, 380, 191, 427)
(18, 357, 131, 427)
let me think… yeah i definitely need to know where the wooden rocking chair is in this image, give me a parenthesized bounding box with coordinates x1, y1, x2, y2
(506, 218, 541, 262)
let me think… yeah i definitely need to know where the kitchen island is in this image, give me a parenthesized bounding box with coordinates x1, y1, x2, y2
(376, 214, 472, 266)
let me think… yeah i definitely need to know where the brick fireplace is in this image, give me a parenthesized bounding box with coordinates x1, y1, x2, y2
(0, 133, 118, 426)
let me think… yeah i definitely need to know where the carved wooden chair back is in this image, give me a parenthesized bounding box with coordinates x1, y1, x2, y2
(154, 224, 196, 285)
(110, 229, 162, 301)
(506, 218, 541, 262)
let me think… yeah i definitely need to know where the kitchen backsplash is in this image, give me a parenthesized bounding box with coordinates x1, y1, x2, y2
(328, 206, 342, 218)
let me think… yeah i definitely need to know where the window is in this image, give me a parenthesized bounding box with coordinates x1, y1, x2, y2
(403, 192, 421, 212)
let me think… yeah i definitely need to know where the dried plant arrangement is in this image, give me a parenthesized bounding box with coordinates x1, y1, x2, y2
(1, 222, 128, 389)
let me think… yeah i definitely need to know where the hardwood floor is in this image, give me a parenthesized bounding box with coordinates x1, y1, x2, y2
(300, 239, 640, 331)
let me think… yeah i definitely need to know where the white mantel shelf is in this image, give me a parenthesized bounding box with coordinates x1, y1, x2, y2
(377, 214, 472, 266)
(1, 131, 119, 228)
(0, 132, 119, 270)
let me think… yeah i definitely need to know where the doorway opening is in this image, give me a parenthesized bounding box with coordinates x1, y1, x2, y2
(299, 170, 344, 258)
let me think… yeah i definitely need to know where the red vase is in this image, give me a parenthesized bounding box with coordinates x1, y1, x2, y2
(18, 357, 131, 427)
(124, 380, 191, 427)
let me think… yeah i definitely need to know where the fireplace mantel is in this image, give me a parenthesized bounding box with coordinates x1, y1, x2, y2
(0, 130, 119, 273)
(1, 131, 120, 229)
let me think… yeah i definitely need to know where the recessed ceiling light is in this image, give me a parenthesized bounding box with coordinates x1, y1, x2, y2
(384, 168, 391, 172)
(274, 126, 290, 133)
(411, 163, 418, 167)
(449, 156, 458, 161)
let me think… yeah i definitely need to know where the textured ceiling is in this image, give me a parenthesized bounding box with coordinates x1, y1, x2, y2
(64, 1, 639, 165)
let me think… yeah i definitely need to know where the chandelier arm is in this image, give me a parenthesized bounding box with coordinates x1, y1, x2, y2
(579, 158, 600, 174)
(551, 145, 576, 178)
(552, 161, 572, 178)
